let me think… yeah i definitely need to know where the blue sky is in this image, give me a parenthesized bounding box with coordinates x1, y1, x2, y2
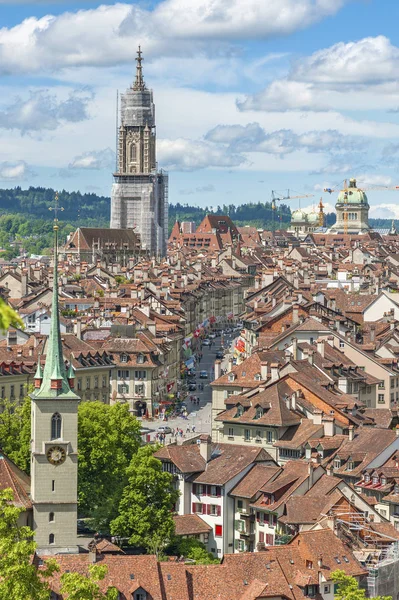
(2, 0, 399, 218)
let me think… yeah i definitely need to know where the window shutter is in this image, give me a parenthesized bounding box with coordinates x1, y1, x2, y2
(256, 512, 260, 522)
(202, 504, 206, 515)
(259, 532, 264, 543)
(207, 504, 211, 515)
(193, 483, 197, 495)
(192, 502, 196, 513)
(217, 486, 221, 497)
(207, 485, 211, 496)
(264, 513, 269, 523)
(217, 505, 221, 517)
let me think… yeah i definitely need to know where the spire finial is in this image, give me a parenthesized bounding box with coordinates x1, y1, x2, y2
(133, 45, 146, 91)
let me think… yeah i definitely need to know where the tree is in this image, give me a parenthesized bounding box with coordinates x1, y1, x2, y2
(0, 400, 142, 525)
(60, 564, 118, 600)
(0, 396, 31, 474)
(110, 445, 179, 556)
(167, 537, 219, 564)
(0, 488, 58, 600)
(0, 298, 23, 332)
(77, 402, 142, 524)
(331, 570, 391, 600)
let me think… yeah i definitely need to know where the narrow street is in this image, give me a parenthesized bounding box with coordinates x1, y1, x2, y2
(143, 329, 239, 443)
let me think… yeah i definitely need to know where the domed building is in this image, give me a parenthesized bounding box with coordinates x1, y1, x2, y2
(328, 178, 370, 234)
(288, 208, 321, 237)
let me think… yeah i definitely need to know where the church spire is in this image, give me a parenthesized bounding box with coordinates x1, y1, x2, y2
(33, 194, 77, 399)
(133, 45, 146, 91)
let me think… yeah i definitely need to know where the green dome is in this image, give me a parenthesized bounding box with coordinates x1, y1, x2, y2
(291, 209, 307, 222)
(337, 178, 368, 205)
(307, 211, 319, 224)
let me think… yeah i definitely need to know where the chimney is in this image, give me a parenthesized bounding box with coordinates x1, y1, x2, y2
(307, 350, 314, 366)
(322, 417, 335, 437)
(395, 425, 399, 437)
(74, 317, 82, 340)
(292, 303, 299, 325)
(292, 337, 298, 360)
(312, 409, 322, 425)
(21, 270, 28, 297)
(199, 434, 212, 463)
(89, 548, 98, 564)
(29, 346, 33, 357)
(317, 338, 325, 358)
(318, 556, 323, 568)
(327, 465, 334, 477)
(270, 363, 280, 381)
(308, 463, 314, 486)
(260, 361, 268, 380)
(348, 425, 355, 442)
(370, 324, 376, 343)
(327, 336, 334, 348)
(228, 357, 233, 373)
(214, 360, 221, 380)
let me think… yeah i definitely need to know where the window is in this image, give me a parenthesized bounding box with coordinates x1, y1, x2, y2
(210, 505, 218, 516)
(394, 485, 399, 495)
(381, 477, 387, 486)
(236, 405, 243, 417)
(49, 533, 55, 545)
(192, 503, 203, 514)
(118, 370, 129, 379)
(121, 354, 128, 363)
(51, 413, 61, 440)
(346, 461, 354, 471)
(0, 387, 4, 399)
(237, 500, 243, 510)
(255, 407, 263, 419)
(380, 508, 387, 517)
(228, 427, 234, 437)
(19, 384, 24, 397)
(244, 429, 251, 441)
(52, 480, 55, 492)
(215, 524, 223, 537)
(118, 384, 129, 394)
(256, 430, 262, 439)
(267, 430, 274, 443)
(94, 376, 98, 388)
(306, 560, 313, 569)
(340, 340, 345, 349)
(77, 378, 82, 391)
(135, 370, 146, 380)
(210, 485, 217, 496)
(236, 520, 245, 532)
(10, 385, 14, 398)
(307, 585, 315, 597)
(135, 384, 145, 395)
(364, 473, 370, 483)
(324, 585, 331, 594)
(49, 512, 54, 523)
(334, 459, 341, 469)
(378, 382, 385, 389)
(137, 354, 145, 364)
(102, 376, 106, 387)
(378, 394, 385, 404)
(86, 377, 90, 390)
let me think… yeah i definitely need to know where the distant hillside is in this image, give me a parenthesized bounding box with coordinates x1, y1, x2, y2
(0, 186, 395, 259)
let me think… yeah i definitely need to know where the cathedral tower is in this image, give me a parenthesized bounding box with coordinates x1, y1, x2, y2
(110, 47, 168, 256)
(30, 213, 79, 555)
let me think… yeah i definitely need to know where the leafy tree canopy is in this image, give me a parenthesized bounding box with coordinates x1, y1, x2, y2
(60, 564, 118, 600)
(110, 445, 179, 557)
(166, 537, 219, 564)
(0, 488, 58, 600)
(331, 570, 391, 600)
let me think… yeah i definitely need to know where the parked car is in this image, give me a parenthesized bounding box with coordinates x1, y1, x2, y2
(202, 339, 211, 346)
(208, 332, 216, 339)
(225, 328, 232, 334)
(200, 370, 208, 379)
(237, 322, 243, 329)
(187, 369, 196, 377)
(157, 425, 172, 434)
(216, 351, 224, 359)
(188, 383, 197, 391)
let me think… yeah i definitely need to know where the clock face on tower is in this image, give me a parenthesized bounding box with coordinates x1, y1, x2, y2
(47, 446, 66, 465)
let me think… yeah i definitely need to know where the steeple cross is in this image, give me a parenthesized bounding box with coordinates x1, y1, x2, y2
(48, 192, 64, 223)
(133, 45, 145, 91)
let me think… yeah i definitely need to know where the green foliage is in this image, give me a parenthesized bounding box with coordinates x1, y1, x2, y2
(0, 488, 58, 600)
(114, 275, 128, 284)
(167, 537, 219, 564)
(0, 397, 31, 474)
(0, 298, 23, 332)
(110, 445, 179, 556)
(60, 564, 118, 600)
(0, 399, 141, 525)
(331, 570, 391, 600)
(78, 402, 142, 525)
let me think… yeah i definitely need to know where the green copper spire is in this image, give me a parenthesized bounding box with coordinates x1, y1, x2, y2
(33, 354, 43, 381)
(33, 195, 78, 400)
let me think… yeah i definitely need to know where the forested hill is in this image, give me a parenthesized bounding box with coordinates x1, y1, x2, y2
(0, 186, 395, 259)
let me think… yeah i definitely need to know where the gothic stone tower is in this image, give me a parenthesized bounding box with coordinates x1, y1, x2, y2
(110, 47, 168, 256)
(30, 220, 79, 555)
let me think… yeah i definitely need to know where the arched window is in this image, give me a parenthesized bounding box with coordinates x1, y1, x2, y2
(51, 413, 61, 440)
(49, 533, 55, 545)
(49, 512, 54, 522)
(130, 144, 136, 161)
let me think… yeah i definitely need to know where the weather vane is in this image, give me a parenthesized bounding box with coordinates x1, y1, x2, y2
(49, 191, 64, 224)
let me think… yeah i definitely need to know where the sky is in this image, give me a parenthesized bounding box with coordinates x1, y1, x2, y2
(2, 0, 399, 217)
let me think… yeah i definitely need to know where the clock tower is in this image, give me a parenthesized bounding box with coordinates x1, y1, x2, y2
(31, 214, 80, 555)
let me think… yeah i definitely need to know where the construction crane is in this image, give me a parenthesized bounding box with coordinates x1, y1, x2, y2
(324, 178, 399, 234)
(270, 190, 314, 233)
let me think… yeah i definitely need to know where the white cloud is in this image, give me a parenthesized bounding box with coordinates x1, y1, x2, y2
(239, 36, 399, 112)
(369, 204, 399, 219)
(157, 138, 246, 170)
(179, 184, 215, 195)
(0, 161, 35, 180)
(356, 174, 394, 187)
(69, 148, 115, 170)
(205, 122, 358, 156)
(0, 0, 348, 75)
(0, 89, 93, 133)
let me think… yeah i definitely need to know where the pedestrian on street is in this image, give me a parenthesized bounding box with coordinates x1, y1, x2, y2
(192, 425, 196, 433)
(186, 426, 190, 434)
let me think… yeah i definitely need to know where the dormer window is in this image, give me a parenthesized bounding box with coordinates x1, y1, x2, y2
(121, 353, 128, 363)
(137, 354, 145, 364)
(394, 484, 399, 495)
(236, 405, 244, 417)
(334, 458, 341, 469)
(372, 475, 379, 485)
(254, 373, 261, 381)
(381, 477, 387, 486)
(228, 373, 235, 382)
(364, 473, 370, 483)
(255, 407, 263, 419)
(346, 461, 354, 471)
